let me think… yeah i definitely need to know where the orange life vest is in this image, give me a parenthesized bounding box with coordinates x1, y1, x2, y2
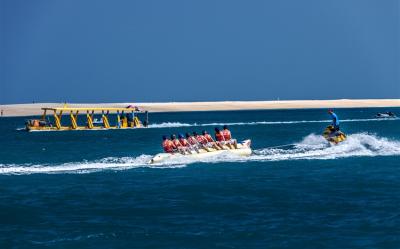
(172, 139, 182, 147)
(204, 134, 213, 143)
(179, 138, 189, 147)
(162, 140, 175, 153)
(188, 136, 198, 145)
(215, 132, 224, 142)
(222, 129, 232, 140)
(196, 135, 207, 144)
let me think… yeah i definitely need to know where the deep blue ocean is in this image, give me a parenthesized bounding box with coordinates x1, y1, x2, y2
(1, 108, 399, 248)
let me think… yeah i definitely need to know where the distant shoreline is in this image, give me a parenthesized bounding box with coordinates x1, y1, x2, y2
(1, 99, 399, 117)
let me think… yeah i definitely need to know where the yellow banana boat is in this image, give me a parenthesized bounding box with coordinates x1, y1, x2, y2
(149, 140, 252, 164)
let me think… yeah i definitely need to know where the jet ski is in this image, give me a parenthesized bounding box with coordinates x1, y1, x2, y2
(375, 112, 396, 119)
(149, 140, 252, 164)
(322, 125, 347, 144)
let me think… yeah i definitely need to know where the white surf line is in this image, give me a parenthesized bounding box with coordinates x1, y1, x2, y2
(148, 117, 399, 129)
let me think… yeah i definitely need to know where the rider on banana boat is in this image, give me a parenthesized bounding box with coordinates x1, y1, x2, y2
(185, 132, 200, 152)
(214, 127, 233, 149)
(162, 135, 177, 153)
(178, 133, 190, 147)
(193, 132, 212, 152)
(195, 131, 220, 150)
(171, 134, 191, 154)
(202, 130, 223, 150)
(178, 134, 195, 154)
(222, 125, 238, 149)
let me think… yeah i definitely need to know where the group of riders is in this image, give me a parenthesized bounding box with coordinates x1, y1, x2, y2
(162, 125, 238, 154)
(161, 109, 343, 154)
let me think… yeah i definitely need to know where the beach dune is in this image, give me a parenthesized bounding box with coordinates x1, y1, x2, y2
(1, 99, 399, 117)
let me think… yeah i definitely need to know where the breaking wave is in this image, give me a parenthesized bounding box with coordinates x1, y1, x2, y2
(1, 133, 399, 175)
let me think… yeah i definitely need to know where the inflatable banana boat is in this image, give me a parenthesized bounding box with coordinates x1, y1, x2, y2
(149, 140, 252, 164)
(322, 125, 347, 144)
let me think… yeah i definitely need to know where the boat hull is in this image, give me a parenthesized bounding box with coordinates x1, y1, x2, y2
(26, 126, 144, 132)
(322, 125, 347, 144)
(149, 140, 252, 164)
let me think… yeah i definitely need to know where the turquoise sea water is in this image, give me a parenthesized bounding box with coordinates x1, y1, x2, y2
(1, 108, 400, 248)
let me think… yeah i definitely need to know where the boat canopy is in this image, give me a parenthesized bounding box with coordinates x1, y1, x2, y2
(25, 105, 149, 131)
(41, 107, 145, 112)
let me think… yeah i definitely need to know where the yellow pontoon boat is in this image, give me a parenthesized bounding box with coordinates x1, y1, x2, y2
(25, 106, 149, 131)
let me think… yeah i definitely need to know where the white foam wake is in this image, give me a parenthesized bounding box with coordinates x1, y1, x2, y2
(252, 133, 400, 161)
(148, 118, 398, 129)
(1, 133, 399, 175)
(0, 155, 181, 175)
(147, 122, 196, 128)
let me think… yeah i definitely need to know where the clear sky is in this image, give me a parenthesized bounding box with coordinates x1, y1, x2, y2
(1, 0, 399, 104)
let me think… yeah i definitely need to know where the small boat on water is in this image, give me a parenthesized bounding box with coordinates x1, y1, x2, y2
(25, 105, 149, 131)
(375, 112, 396, 119)
(322, 125, 347, 144)
(149, 140, 252, 164)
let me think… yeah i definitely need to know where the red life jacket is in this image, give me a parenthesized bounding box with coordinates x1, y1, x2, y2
(222, 129, 232, 140)
(215, 132, 224, 142)
(188, 136, 198, 145)
(162, 140, 175, 153)
(179, 138, 189, 146)
(172, 139, 181, 147)
(204, 134, 213, 143)
(196, 135, 207, 144)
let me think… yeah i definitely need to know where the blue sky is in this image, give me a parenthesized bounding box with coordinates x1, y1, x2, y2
(1, 0, 399, 103)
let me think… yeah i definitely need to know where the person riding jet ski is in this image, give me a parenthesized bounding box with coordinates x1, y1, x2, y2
(323, 110, 346, 144)
(328, 109, 340, 131)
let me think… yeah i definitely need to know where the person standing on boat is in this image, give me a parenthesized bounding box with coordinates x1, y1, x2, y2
(328, 109, 340, 131)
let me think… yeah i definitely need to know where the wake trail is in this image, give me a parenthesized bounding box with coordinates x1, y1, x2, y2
(251, 133, 400, 161)
(147, 118, 399, 129)
(1, 134, 399, 175)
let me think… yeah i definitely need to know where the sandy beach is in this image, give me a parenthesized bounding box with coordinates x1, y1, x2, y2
(1, 99, 399, 117)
